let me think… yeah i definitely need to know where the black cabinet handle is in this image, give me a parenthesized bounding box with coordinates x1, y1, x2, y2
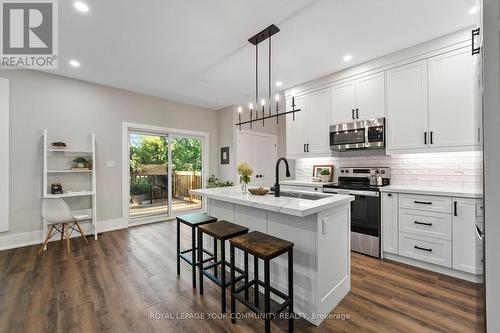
(414, 221, 433, 226)
(352, 109, 355, 119)
(388, 193, 392, 197)
(415, 245, 432, 252)
(472, 28, 480, 55)
(454, 201, 458, 216)
(306, 144, 309, 152)
(356, 108, 359, 119)
(430, 131, 434, 144)
(303, 144, 306, 153)
(424, 132, 427, 145)
(414, 201, 432, 205)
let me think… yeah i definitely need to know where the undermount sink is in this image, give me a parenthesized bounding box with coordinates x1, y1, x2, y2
(267, 191, 331, 201)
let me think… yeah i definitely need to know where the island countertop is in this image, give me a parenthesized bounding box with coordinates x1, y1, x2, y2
(190, 186, 353, 217)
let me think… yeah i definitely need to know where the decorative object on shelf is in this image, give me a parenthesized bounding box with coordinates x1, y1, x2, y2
(248, 187, 269, 196)
(51, 141, 66, 148)
(72, 156, 90, 170)
(313, 165, 334, 182)
(221, 146, 229, 165)
(312, 177, 321, 182)
(130, 177, 150, 206)
(235, 24, 301, 130)
(206, 175, 233, 188)
(237, 162, 253, 193)
(50, 183, 63, 194)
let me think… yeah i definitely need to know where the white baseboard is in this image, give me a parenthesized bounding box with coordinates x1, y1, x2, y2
(0, 218, 126, 251)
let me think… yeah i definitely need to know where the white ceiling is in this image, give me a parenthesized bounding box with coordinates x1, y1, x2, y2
(55, 0, 476, 109)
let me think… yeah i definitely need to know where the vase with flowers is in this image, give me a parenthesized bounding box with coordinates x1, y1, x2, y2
(237, 162, 253, 193)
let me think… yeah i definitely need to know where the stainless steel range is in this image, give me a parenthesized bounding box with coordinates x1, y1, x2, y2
(323, 167, 390, 258)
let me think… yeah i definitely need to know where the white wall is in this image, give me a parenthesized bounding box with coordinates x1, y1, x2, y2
(483, 0, 500, 330)
(0, 69, 219, 237)
(0, 79, 8, 232)
(293, 152, 483, 189)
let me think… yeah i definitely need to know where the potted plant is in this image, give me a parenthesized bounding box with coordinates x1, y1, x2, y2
(72, 156, 89, 169)
(320, 169, 331, 182)
(130, 177, 150, 205)
(237, 162, 253, 192)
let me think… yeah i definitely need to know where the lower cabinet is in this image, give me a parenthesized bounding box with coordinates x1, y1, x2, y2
(381, 191, 483, 278)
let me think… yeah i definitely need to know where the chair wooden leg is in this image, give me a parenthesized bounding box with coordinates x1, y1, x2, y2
(39, 225, 54, 255)
(64, 223, 71, 254)
(74, 222, 88, 244)
(60, 224, 65, 246)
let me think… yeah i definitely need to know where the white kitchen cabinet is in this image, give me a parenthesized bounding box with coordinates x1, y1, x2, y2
(330, 72, 385, 124)
(428, 48, 478, 148)
(386, 60, 429, 151)
(355, 72, 385, 120)
(330, 80, 356, 123)
(381, 192, 398, 255)
(286, 89, 330, 158)
(238, 132, 277, 188)
(452, 198, 483, 274)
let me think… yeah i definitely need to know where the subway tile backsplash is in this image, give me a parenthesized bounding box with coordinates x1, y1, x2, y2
(294, 151, 483, 190)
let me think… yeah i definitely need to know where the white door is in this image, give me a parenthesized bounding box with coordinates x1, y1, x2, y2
(381, 193, 398, 255)
(330, 80, 356, 123)
(452, 198, 483, 274)
(285, 95, 307, 158)
(355, 72, 385, 120)
(306, 88, 331, 156)
(386, 60, 429, 151)
(0, 78, 8, 232)
(237, 133, 258, 186)
(428, 48, 478, 148)
(238, 132, 277, 188)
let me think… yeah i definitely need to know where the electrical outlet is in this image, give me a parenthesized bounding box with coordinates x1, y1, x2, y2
(106, 161, 115, 168)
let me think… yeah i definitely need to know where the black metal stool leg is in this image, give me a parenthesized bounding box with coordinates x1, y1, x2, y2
(244, 252, 249, 301)
(254, 255, 259, 307)
(264, 259, 271, 333)
(288, 249, 294, 332)
(230, 244, 236, 323)
(198, 228, 203, 295)
(192, 226, 196, 288)
(221, 240, 226, 313)
(213, 235, 218, 279)
(176, 219, 180, 275)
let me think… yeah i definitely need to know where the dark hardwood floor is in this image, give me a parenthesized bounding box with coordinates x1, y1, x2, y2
(0, 220, 484, 332)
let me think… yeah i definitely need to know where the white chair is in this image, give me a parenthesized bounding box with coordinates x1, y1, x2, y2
(39, 198, 89, 255)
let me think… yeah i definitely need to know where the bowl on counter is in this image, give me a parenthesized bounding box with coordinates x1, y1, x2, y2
(248, 187, 269, 196)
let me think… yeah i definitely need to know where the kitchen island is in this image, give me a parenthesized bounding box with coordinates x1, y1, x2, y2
(190, 186, 354, 326)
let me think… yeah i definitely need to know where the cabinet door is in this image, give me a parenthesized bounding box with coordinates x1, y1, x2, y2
(286, 95, 308, 158)
(386, 60, 429, 151)
(453, 198, 483, 274)
(306, 88, 331, 156)
(256, 135, 277, 188)
(355, 72, 385, 120)
(237, 133, 258, 186)
(382, 193, 398, 254)
(330, 80, 356, 123)
(428, 48, 478, 148)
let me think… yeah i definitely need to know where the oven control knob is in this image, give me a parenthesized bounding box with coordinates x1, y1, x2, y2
(345, 170, 349, 173)
(381, 170, 385, 174)
(341, 170, 344, 173)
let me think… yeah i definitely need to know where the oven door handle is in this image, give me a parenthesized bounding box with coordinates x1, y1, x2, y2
(324, 188, 380, 197)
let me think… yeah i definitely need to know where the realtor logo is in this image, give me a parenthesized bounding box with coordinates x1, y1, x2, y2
(0, 0, 58, 68)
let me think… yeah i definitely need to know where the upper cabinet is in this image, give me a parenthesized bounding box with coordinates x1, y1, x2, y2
(386, 60, 429, 151)
(428, 48, 479, 148)
(286, 88, 331, 158)
(330, 71, 385, 123)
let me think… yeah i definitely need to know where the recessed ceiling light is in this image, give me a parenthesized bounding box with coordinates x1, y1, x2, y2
(343, 54, 352, 62)
(74, 1, 89, 13)
(275, 81, 283, 87)
(468, 6, 478, 15)
(69, 60, 80, 68)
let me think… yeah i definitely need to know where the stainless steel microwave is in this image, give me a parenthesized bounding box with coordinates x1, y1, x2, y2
(330, 118, 385, 151)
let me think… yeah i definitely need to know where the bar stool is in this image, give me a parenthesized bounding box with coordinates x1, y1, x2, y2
(198, 220, 249, 313)
(176, 212, 217, 288)
(229, 231, 294, 333)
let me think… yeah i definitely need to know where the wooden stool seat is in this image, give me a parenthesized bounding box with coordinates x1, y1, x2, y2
(229, 231, 294, 260)
(176, 213, 217, 288)
(198, 220, 249, 313)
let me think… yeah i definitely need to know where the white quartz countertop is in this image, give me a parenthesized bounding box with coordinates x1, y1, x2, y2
(280, 180, 333, 187)
(190, 186, 353, 217)
(380, 185, 483, 198)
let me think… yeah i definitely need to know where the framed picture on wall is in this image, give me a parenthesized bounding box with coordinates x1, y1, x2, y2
(313, 165, 334, 181)
(221, 147, 230, 164)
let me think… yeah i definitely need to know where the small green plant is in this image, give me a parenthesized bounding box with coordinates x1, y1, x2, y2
(72, 156, 89, 165)
(320, 169, 331, 176)
(206, 175, 233, 188)
(237, 162, 253, 185)
(130, 177, 150, 195)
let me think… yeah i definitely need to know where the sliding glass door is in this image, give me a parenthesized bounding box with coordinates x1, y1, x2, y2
(128, 130, 204, 221)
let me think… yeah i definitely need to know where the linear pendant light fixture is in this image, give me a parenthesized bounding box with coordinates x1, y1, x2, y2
(236, 24, 301, 130)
